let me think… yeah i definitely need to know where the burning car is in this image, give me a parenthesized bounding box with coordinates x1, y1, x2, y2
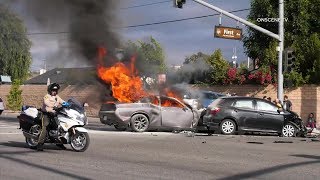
(99, 95, 200, 132)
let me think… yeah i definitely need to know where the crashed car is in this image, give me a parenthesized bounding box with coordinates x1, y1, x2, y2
(99, 95, 200, 132)
(203, 96, 307, 137)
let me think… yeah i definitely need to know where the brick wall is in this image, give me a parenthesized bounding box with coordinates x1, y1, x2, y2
(1, 84, 320, 126)
(0, 84, 105, 117)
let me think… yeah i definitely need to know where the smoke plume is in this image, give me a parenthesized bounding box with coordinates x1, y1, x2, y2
(21, 0, 121, 66)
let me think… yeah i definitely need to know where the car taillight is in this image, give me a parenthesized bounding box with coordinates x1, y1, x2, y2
(210, 107, 220, 115)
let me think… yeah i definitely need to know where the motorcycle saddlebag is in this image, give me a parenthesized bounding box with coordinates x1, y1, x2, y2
(18, 114, 39, 131)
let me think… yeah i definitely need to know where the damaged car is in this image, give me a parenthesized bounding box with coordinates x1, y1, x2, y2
(203, 96, 307, 137)
(99, 95, 200, 132)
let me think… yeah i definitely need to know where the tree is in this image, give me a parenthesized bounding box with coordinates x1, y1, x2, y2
(6, 79, 23, 111)
(0, 6, 32, 81)
(183, 52, 210, 65)
(123, 37, 167, 76)
(243, 0, 320, 84)
(175, 52, 211, 84)
(206, 49, 230, 85)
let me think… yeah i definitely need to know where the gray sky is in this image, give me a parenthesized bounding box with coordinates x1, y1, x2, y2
(5, 0, 251, 71)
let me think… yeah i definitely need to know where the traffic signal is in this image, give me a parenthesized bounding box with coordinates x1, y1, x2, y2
(284, 48, 296, 73)
(173, 0, 186, 9)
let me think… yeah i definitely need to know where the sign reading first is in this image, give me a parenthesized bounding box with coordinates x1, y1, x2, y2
(214, 26, 242, 40)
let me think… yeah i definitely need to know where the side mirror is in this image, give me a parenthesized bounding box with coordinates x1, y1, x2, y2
(182, 107, 188, 111)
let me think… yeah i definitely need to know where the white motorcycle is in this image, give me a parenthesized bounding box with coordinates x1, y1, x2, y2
(18, 98, 90, 152)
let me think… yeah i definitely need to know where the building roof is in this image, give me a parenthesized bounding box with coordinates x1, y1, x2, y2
(24, 67, 99, 85)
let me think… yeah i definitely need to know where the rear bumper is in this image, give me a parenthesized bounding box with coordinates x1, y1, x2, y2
(99, 111, 127, 126)
(202, 116, 220, 130)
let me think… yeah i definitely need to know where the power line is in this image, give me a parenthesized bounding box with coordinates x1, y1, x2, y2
(120, 0, 172, 10)
(123, 8, 250, 28)
(25, 8, 250, 36)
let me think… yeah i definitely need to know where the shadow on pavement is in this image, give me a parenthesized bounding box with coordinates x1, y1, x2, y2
(0, 154, 90, 179)
(0, 141, 90, 179)
(0, 116, 19, 123)
(0, 141, 69, 151)
(217, 154, 320, 180)
(0, 141, 28, 148)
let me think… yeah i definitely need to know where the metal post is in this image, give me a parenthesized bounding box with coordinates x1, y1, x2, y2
(192, 0, 280, 40)
(278, 0, 284, 102)
(190, 0, 284, 100)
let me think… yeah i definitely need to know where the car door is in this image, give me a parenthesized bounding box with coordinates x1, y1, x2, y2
(231, 99, 258, 130)
(160, 97, 194, 128)
(255, 100, 284, 132)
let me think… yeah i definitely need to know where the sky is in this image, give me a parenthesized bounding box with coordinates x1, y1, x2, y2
(4, 0, 252, 71)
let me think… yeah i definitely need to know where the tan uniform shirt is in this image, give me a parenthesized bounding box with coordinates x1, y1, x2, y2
(42, 94, 65, 113)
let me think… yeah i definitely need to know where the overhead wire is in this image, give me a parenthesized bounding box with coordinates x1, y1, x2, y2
(120, 0, 172, 10)
(25, 8, 250, 35)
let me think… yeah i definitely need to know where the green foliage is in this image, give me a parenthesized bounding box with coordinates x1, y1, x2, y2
(244, 0, 320, 84)
(6, 79, 23, 111)
(174, 52, 211, 84)
(183, 52, 210, 64)
(294, 33, 320, 83)
(284, 71, 306, 87)
(207, 49, 230, 85)
(123, 37, 167, 75)
(0, 6, 32, 81)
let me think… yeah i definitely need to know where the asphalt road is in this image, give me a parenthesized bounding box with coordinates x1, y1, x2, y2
(0, 113, 320, 180)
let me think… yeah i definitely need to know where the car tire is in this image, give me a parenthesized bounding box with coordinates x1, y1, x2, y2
(220, 119, 236, 135)
(281, 123, 297, 137)
(114, 125, 127, 131)
(130, 114, 149, 132)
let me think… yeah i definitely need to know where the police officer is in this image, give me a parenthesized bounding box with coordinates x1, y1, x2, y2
(37, 83, 66, 151)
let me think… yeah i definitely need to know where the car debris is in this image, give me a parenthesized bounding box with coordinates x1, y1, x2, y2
(247, 142, 264, 144)
(273, 140, 293, 143)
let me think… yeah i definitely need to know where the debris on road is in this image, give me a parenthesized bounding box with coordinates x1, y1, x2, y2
(247, 141, 264, 144)
(202, 141, 206, 144)
(273, 140, 293, 143)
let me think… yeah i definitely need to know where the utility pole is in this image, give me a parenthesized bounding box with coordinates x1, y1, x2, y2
(174, 0, 285, 102)
(278, 0, 284, 102)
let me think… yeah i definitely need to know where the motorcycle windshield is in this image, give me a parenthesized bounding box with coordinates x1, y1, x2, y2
(67, 98, 85, 114)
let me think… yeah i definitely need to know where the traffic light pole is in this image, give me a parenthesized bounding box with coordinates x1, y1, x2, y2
(189, 0, 284, 102)
(278, 0, 284, 102)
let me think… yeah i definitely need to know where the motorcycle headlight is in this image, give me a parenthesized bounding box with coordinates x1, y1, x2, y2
(76, 114, 88, 125)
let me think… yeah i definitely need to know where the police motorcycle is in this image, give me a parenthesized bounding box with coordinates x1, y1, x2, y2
(18, 98, 90, 152)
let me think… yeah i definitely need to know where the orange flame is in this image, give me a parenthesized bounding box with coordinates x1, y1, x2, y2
(97, 47, 183, 107)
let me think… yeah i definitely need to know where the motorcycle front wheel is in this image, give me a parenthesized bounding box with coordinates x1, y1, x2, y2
(70, 132, 90, 152)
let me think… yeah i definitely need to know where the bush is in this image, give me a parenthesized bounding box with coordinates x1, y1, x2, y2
(6, 80, 23, 111)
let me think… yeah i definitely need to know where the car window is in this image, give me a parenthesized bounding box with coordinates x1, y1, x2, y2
(203, 93, 217, 99)
(137, 96, 159, 105)
(256, 100, 278, 112)
(233, 100, 254, 109)
(160, 97, 184, 108)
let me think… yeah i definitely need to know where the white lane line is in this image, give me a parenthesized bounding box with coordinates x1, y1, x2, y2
(0, 133, 21, 135)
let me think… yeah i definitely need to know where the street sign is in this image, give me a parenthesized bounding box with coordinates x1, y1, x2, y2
(214, 26, 242, 40)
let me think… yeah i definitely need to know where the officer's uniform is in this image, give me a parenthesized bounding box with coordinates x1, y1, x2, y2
(42, 94, 65, 113)
(38, 94, 65, 145)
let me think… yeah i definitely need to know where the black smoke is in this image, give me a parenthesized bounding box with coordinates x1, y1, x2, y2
(17, 0, 121, 65)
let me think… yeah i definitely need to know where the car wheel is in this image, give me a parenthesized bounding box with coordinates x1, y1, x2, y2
(130, 114, 149, 132)
(282, 124, 296, 137)
(220, 119, 236, 135)
(114, 125, 127, 131)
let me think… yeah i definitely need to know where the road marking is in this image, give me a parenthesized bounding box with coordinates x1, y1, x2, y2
(0, 133, 20, 135)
